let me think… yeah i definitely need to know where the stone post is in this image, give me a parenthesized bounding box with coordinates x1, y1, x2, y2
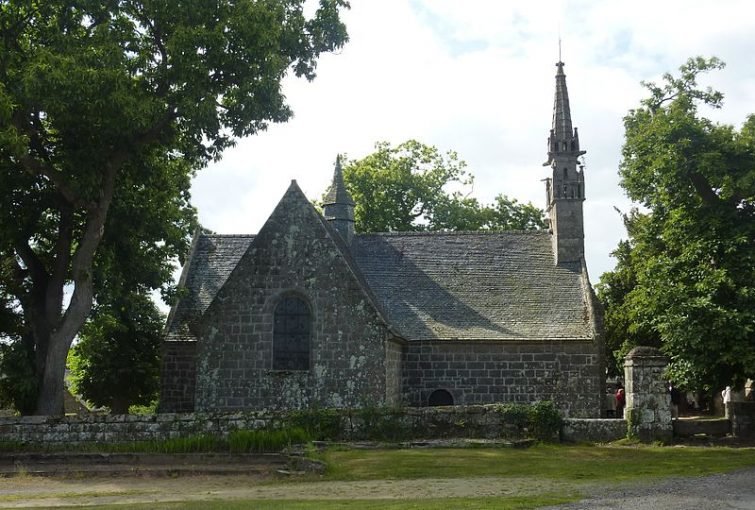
(623, 346, 672, 443)
(730, 402, 755, 439)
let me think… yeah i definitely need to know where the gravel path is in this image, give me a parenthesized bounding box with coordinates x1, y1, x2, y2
(545, 467, 755, 510)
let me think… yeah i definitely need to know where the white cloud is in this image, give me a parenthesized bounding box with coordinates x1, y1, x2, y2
(190, 0, 755, 282)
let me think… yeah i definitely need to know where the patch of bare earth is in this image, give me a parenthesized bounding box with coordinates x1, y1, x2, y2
(0, 474, 576, 507)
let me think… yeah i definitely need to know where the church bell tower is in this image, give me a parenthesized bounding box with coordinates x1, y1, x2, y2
(543, 61, 586, 265)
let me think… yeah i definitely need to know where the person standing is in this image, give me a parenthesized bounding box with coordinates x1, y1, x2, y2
(722, 386, 732, 418)
(615, 384, 626, 419)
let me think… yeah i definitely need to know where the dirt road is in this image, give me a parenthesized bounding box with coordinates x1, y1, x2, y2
(0, 466, 753, 508)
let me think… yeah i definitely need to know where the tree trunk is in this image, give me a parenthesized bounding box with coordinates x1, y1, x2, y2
(34, 330, 75, 415)
(32, 169, 113, 415)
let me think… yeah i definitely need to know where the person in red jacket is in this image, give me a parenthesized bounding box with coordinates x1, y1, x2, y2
(615, 384, 626, 418)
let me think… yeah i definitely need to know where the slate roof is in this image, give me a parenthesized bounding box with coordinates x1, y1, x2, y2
(165, 234, 254, 341)
(166, 229, 593, 342)
(351, 231, 590, 341)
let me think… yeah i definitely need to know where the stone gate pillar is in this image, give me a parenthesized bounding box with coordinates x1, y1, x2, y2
(623, 346, 672, 443)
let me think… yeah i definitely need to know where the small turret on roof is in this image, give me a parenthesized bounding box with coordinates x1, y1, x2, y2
(322, 156, 355, 244)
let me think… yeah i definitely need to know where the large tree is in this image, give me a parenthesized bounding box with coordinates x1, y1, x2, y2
(597, 57, 755, 394)
(0, 0, 349, 415)
(342, 140, 546, 233)
(595, 214, 662, 377)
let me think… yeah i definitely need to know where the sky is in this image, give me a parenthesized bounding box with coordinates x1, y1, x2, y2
(189, 0, 755, 282)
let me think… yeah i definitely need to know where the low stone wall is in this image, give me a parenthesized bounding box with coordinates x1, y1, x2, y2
(0, 412, 269, 444)
(673, 417, 730, 438)
(561, 419, 626, 443)
(0, 405, 565, 445)
(729, 402, 755, 439)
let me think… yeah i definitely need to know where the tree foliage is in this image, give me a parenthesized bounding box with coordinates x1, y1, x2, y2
(0, 0, 349, 414)
(342, 140, 546, 233)
(597, 57, 755, 393)
(68, 291, 163, 414)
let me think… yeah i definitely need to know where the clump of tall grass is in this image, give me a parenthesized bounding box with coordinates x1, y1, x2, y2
(228, 427, 310, 453)
(117, 434, 224, 453)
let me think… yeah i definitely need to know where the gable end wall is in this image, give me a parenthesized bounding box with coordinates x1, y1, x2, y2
(194, 186, 391, 412)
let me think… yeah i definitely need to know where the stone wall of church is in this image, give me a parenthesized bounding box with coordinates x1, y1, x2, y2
(159, 341, 197, 413)
(385, 338, 404, 406)
(193, 185, 392, 412)
(403, 340, 602, 418)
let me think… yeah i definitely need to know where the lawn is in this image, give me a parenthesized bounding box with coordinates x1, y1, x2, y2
(13, 444, 755, 510)
(320, 443, 755, 482)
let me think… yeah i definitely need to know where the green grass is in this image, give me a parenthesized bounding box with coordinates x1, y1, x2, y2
(59, 494, 579, 510)
(320, 443, 755, 482)
(17, 444, 755, 510)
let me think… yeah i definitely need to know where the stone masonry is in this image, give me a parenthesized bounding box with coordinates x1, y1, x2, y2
(624, 346, 672, 443)
(404, 340, 601, 418)
(159, 341, 197, 413)
(0, 407, 603, 445)
(194, 183, 396, 412)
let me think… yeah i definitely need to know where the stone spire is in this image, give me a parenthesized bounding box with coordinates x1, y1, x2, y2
(322, 156, 355, 244)
(545, 61, 585, 166)
(543, 61, 586, 265)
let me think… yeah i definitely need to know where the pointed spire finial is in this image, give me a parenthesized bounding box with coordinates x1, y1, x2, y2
(323, 155, 356, 244)
(552, 60, 571, 140)
(324, 155, 354, 206)
(544, 59, 585, 167)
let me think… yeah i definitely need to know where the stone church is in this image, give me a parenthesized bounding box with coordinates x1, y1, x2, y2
(159, 61, 604, 418)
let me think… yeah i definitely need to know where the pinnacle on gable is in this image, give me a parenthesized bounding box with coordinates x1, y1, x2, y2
(323, 155, 355, 206)
(322, 156, 355, 244)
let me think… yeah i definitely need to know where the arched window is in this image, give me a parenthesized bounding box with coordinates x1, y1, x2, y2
(428, 389, 454, 406)
(563, 167, 568, 179)
(273, 296, 311, 370)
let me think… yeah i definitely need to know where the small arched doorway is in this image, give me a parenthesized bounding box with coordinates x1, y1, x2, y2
(428, 389, 454, 406)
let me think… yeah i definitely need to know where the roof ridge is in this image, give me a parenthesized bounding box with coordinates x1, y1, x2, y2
(201, 233, 256, 238)
(356, 230, 549, 237)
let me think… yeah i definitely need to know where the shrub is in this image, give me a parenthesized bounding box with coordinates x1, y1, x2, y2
(496, 403, 530, 433)
(527, 401, 563, 441)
